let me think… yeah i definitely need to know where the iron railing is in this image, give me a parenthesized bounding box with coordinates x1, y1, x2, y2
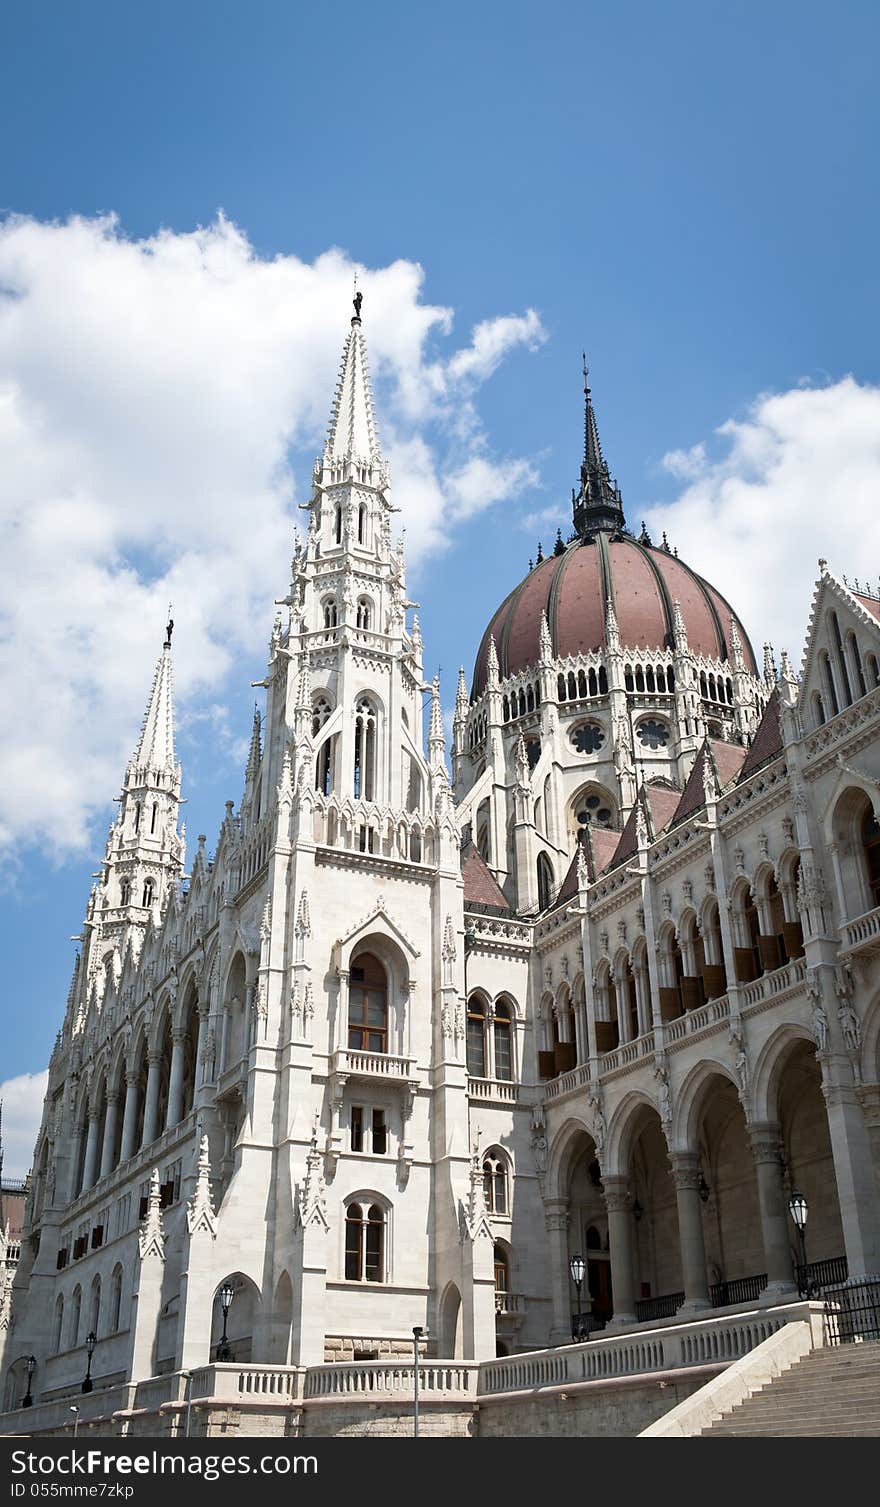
(709, 1273, 767, 1307)
(798, 1255, 848, 1294)
(570, 1311, 607, 1341)
(824, 1278, 880, 1345)
(635, 1292, 684, 1322)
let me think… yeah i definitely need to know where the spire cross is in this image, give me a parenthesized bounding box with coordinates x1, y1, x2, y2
(165, 605, 174, 649)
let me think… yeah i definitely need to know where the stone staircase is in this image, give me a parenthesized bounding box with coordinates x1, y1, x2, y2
(703, 1341, 880, 1436)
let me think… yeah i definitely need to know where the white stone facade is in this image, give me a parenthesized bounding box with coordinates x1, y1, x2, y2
(2, 310, 880, 1420)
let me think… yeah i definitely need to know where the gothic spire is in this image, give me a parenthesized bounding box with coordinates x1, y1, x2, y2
(573, 355, 626, 541)
(324, 297, 381, 466)
(132, 630, 176, 774)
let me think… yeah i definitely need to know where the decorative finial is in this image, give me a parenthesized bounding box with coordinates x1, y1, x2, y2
(164, 605, 174, 648)
(352, 286, 363, 324)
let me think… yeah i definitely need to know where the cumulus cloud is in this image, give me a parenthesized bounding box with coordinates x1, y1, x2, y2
(0, 213, 545, 861)
(645, 378, 880, 662)
(0, 1071, 48, 1179)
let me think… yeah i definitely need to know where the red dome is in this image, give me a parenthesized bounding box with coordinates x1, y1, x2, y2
(472, 536, 757, 698)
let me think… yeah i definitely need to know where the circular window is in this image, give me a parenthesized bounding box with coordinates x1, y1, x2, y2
(576, 796, 613, 832)
(637, 719, 670, 750)
(570, 723, 605, 755)
(526, 738, 541, 771)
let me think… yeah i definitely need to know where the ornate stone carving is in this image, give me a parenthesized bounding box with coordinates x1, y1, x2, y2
(186, 1135, 217, 1238)
(138, 1169, 165, 1261)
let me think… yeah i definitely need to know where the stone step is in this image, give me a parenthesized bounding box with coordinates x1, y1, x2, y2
(700, 1341, 880, 1437)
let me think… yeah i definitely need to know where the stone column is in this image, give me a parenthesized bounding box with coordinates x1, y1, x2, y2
(823, 1071, 880, 1278)
(544, 1199, 573, 1345)
(165, 1028, 187, 1129)
(603, 1175, 637, 1324)
(219, 1005, 230, 1073)
(119, 1070, 140, 1162)
(142, 1052, 162, 1146)
(99, 1092, 120, 1179)
(857, 1084, 880, 1199)
(749, 1120, 796, 1296)
(195, 1006, 208, 1087)
(81, 1110, 101, 1193)
(670, 1152, 711, 1310)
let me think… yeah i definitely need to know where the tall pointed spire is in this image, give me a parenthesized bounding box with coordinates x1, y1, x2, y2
(245, 706, 262, 783)
(133, 631, 176, 773)
(429, 676, 446, 768)
(573, 355, 626, 541)
(324, 293, 381, 466)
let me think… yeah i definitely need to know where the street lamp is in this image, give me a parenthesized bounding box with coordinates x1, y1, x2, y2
(69, 1405, 79, 1439)
(569, 1254, 586, 1341)
(82, 1332, 96, 1394)
(412, 1326, 424, 1439)
(789, 1191, 815, 1297)
(216, 1283, 235, 1361)
(22, 1355, 36, 1409)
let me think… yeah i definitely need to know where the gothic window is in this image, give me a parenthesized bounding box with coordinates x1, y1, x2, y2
(868, 653, 880, 689)
(120, 880, 131, 907)
(493, 999, 513, 1081)
(503, 695, 510, 721)
(537, 852, 554, 911)
(493, 1244, 510, 1300)
(69, 1286, 82, 1350)
(525, 738, 541, 770)
(863, 808, 880, 908)
(133, 802, 141, 834)
(830, 612, 853, 707)
(656, 666, 667, 693)
(348, 953, 388, 1054)
(598, 666, 608, 694)
(150, 801, 158, 834)
(667, 666, 675, 691)
(635, 666, 645, 692)
(557, 674, 566, 702)
(624, 665, 634, 692)
(90, 1275, 101, 1336)
(467, 995, 487, 1077)
(813, 692, 826, 728)
(334, 504, 342, 544)
(322, 598, 338, 630)
(353, 698, 376, 800)
(570, 723, 605, 754)
(142, 878, 155, 908)
(344, 1202, 385, 1282)
(483, 1156, 508, 1216)
(109, 1267, 123, 1333)
(820, 650, 839, 716)
(52, 1294, 64, 1353)
(357, 504, 367, 544)
(574, 791, 614, 837)
(312, 697, 332, 794)
(356, 598, 372, 631)
(847, 631, 867, 699)
(636, 718, 669, 750)
(578, 670, 588, 698)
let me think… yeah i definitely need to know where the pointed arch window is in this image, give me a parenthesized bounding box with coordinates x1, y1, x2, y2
(493, 1000, 513, 1081)
(334, 504, 342, 544)
(110, 1266, 123, 1333)
(356, 598, 372, 631)
(483, 1154, 508, 1215)
(863, 807, 880, 908)
(52, 1293, 64, 1354)
(150, 801, 158, 834)
(323, 598, 338, 630)
(133, 802, 141, 834)
(69, 1286, 82, 1350)
(120, 880, 131, 907)
(344, 1201, 385, 1282)
(357, 503, 367, 545)
(493, 1243, 510, 1306)
(348, 952, 388, 1053)
(353, 698, 376, 800)
(142, 878, 155, 909)
(312, 697, 332, 794)
(537, 853, 554, 911)
(467, 994, 487, 1077)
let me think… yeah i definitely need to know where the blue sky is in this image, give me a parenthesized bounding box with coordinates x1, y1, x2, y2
(2, 0, 880, 1171)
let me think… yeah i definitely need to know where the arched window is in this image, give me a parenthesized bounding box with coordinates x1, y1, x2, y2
(537, 853, 554, 911)
(356, 598, 372, 631)
(133, 802, 141, 834)
(467, 995, 487, 1078)
(348, 952, 388, 1054)
(90, 1275, 101, 1337)
(863, 808, 880, 909)
(110, 1267, 123, 1333)
(120, 879, 131, 907)
(867, 653, 880, 689)
(493, 1000, 513, 1081)
(344, 1202, 385, 1282)
(353, 698, 376, 800)
(150, 801, 158, 835)
(142, 878, 155, 908)
(334, 504, 342, 544)
(483, 1154, 508, 1215)
(820, 650, 839, 716)
(312, 697, 332, 794)
(52, 1294, 64, 1354)
(69, 1287, 82, 1350)
(357, 503, 367, 544)
(493, 1243, 510, 1306)
(813, 691, 826, 728)
(323, 597, 338, 630)
(847, 632, 867, 699)
(830, 612, 853, 707)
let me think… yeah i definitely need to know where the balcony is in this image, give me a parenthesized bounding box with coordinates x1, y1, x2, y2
(331, 1048, 416, 1083)
(841, 905, 880, 958)
(468, 1076, 519, 1104)
(494, 1292, 525, 1325)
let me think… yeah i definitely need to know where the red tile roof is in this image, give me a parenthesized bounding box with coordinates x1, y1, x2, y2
(461, 844, 510, 912)
(738, 688, 783, 781)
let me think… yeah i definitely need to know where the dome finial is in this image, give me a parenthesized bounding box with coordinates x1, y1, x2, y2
(573, 352, 626, 542)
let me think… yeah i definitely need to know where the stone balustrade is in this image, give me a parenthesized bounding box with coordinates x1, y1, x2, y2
(331, 1048, 416, 1081)
(841, 904, 880, 956)
(467, 1076, 519, 1103)
(304, 1360, 479, 1400)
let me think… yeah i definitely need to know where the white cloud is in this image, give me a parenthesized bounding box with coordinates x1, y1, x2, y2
(661, 442, 707, 481)
(0, 213, 546, 861)
(1, 1071, 48, 1179)
(646, 378, 880, 662)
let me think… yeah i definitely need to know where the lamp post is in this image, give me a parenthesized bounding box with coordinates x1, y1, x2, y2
(216, 1283, 235, 1361)
(22, 1355, 36, 1409)
(412, 1326, 424, 1438)
(82, 1332, 96, 1394)
(69, 1405, 79, 1439)
(789, 1190, 815, 1297)
(569, 1254, 586, 1341)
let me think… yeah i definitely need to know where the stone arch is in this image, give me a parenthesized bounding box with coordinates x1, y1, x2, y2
(210, 1273, 261, 1364)
(826, 780, 880, 919)
(545, 1115, 594, 1203)
(438, 1281, 463, 1360)
(606, 1089, 662, 1176)
(222, 951, 248, 1071)
(269, 1271, 293, 1365)
(673, 1057, 741, 1153)
(861, 991, 880, 1087)
(751, 1021, 820, 1124)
